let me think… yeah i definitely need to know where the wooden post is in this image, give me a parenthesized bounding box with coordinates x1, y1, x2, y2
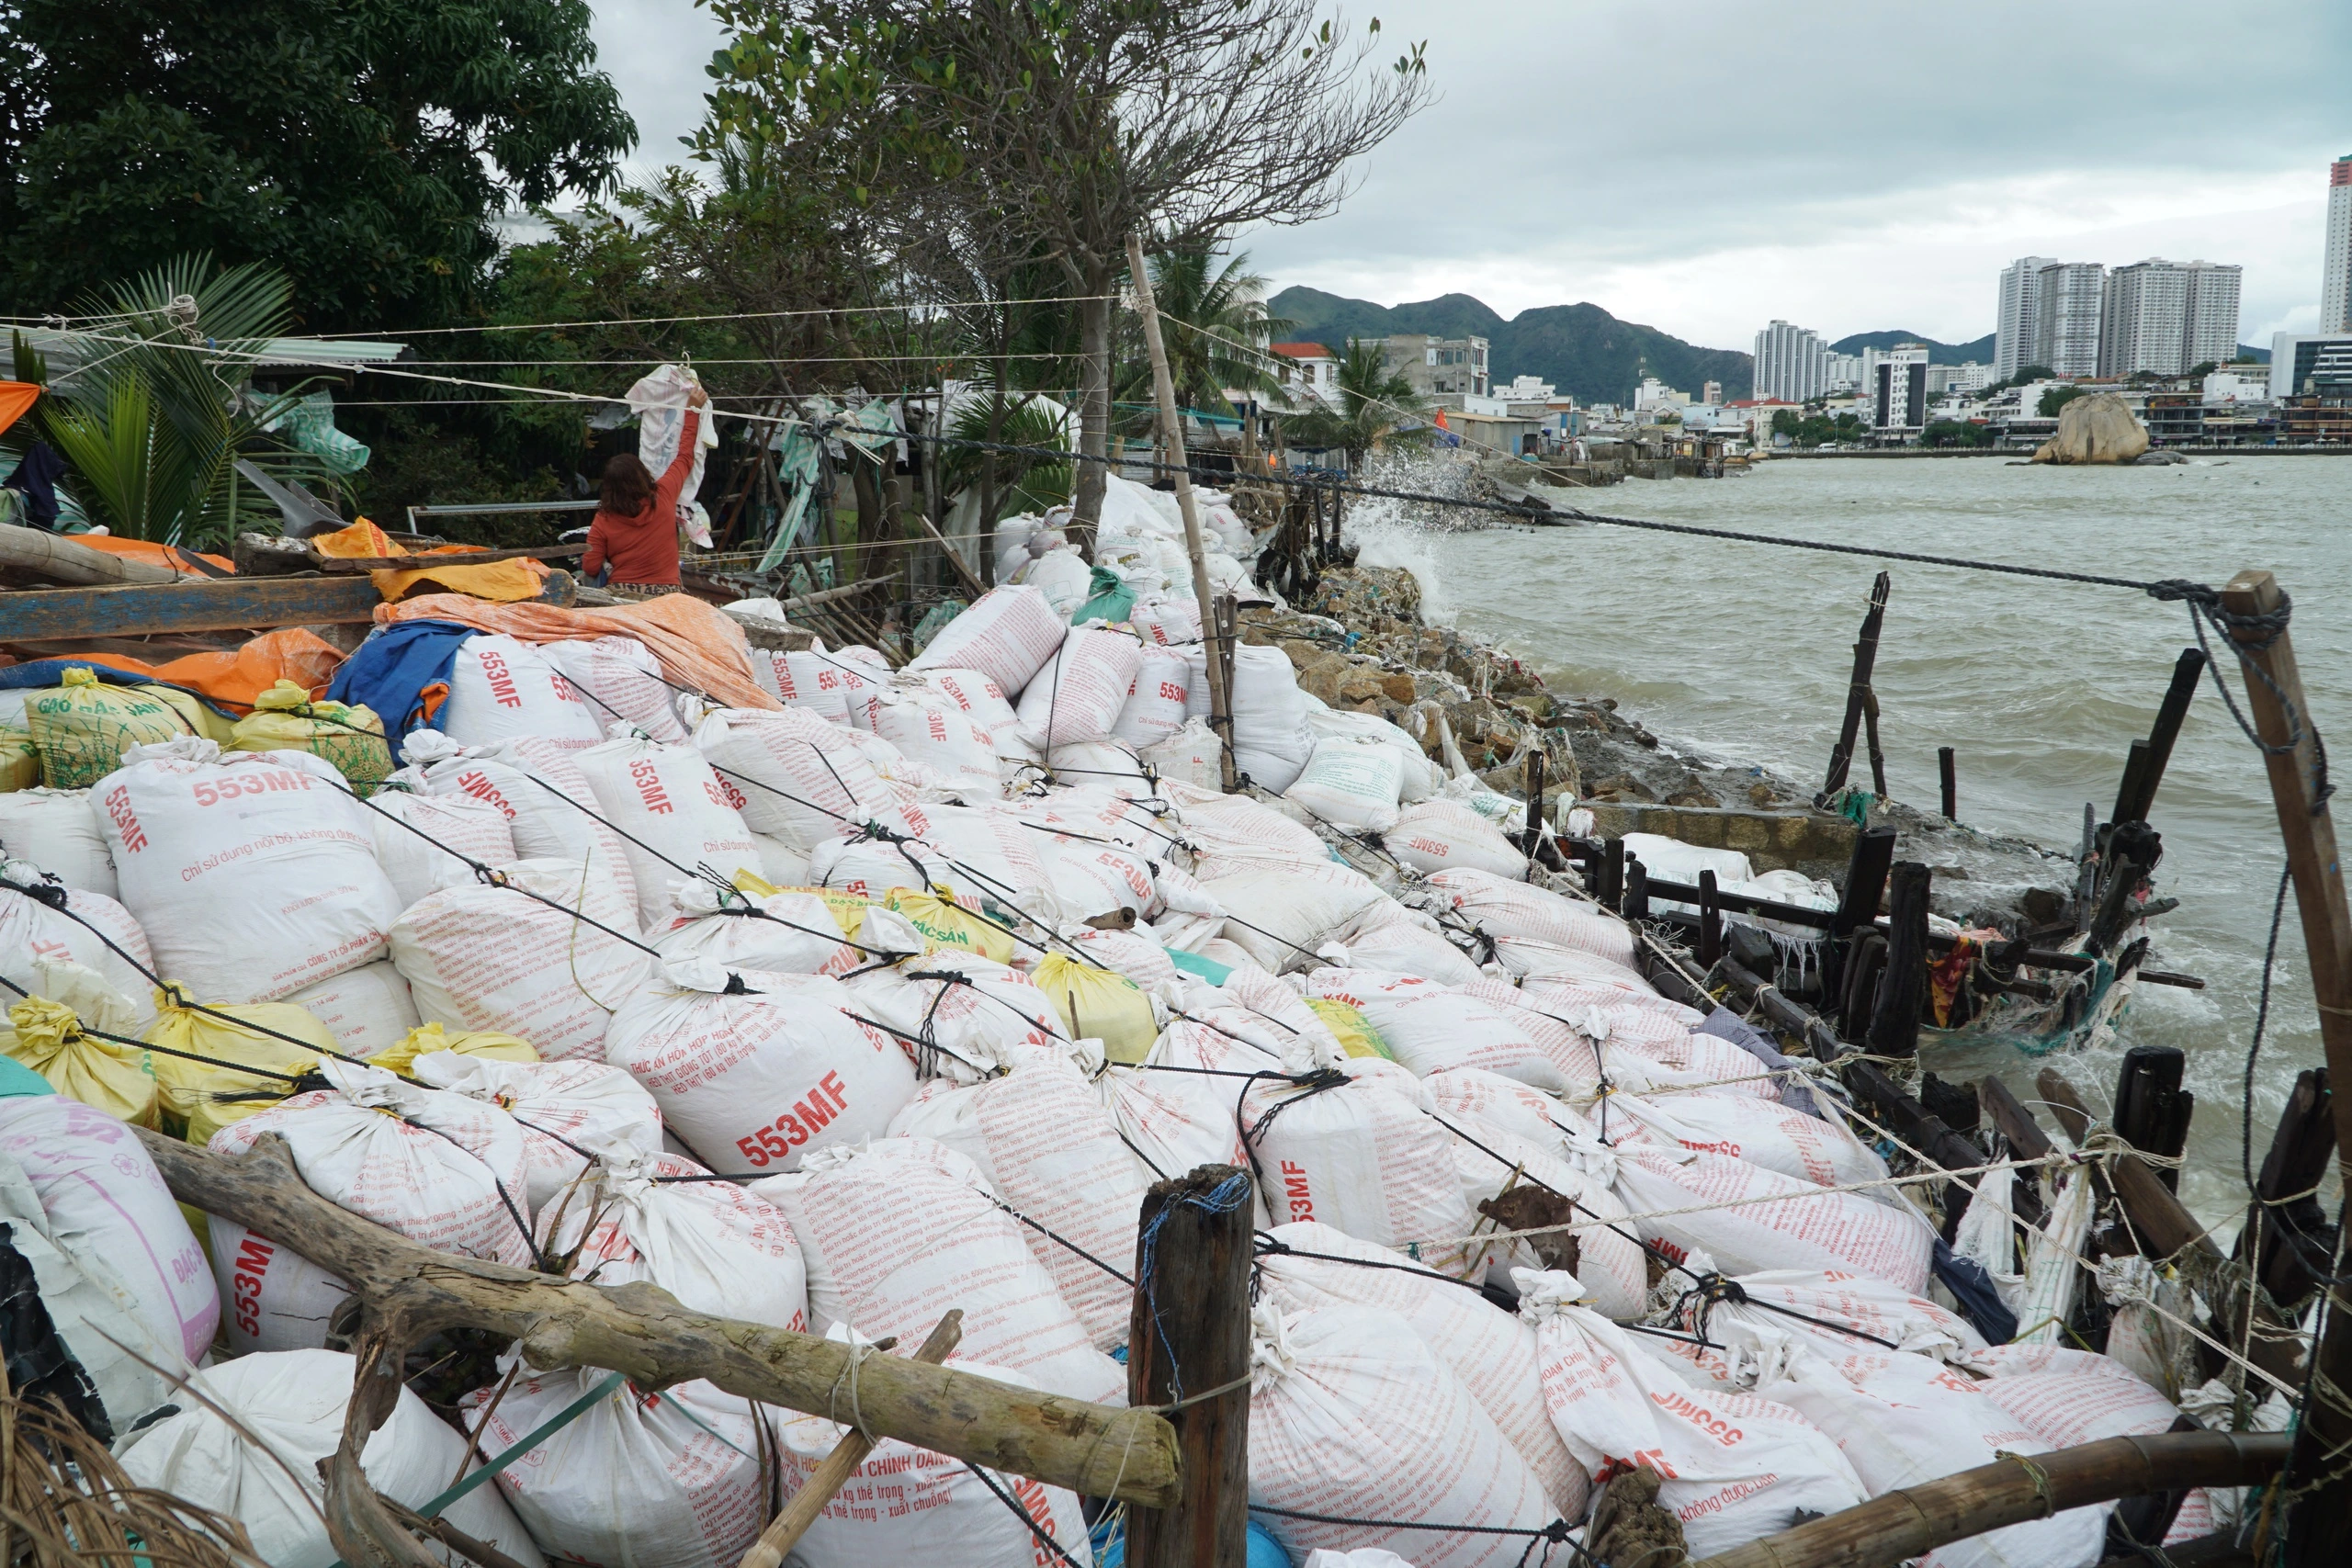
(737, 1311, 963, 1568)
(1522, 748, 1547, 862)
(1698, 869, 1724, 970)
(1211, 592, 1240, 793)
(1939, 747, 1958, 820)
(2112, 1046, 2193, 1194)
(1832, 826, 1899, 941)
(2216, 570, 2352, 1561)
(2235, 1068, 2335, 1316)
(1125, 1166, 1253, 1568)
(1623, 856, 1650, 923)
(1870, 862, 1930, 1057)
(2110, 740, 2154, 830)
(1862, 687, 1890, 797)
(1601, 840, 1627, 913)
(1128, 234, 1236, 793)
(1820, 571, 1892, 801)
(2115, 648, 2209, 825)
(2086, 854, 2151, 958)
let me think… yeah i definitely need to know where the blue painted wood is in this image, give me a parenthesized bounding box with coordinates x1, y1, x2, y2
(0, 576, 385, 641)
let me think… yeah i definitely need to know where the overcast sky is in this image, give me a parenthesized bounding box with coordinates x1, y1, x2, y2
(592, 0, 2350, 352)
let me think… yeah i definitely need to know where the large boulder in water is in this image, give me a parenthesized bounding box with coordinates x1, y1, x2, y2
(2031, 391, 2150, 464)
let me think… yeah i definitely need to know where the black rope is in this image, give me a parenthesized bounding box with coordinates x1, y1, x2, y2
(1430, 1109, 1694, 1284)
(960, 1462, 1084, 1568)
(2243, 862, 2294, 1200)
(0, 972, 316, 1084)
(967, 1188, 1135, 1287)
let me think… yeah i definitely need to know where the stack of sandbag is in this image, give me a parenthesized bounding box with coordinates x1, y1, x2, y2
(1185, 645, 1315, 792)
(0, 787, 116, 895)
(573, 727, 763, 924)
(438, 632, 605, 751)
(413, 1051, 665, 1212)
(404, 729, 639, 912)
(545, 634, 690, 742)
(692, 705, 922, 854)
(907, 584, 1068, 699)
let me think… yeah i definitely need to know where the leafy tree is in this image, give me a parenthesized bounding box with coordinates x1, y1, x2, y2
(1984, 365, 2054, 394)
(1284, 337, 1434, 470)
(2, 0, 636, 330)
(1115, 246, 1290, 421)
(1770, 409, 1863, 447)
(1920, 419, 1992, 448)
(2188, 360, 2220, 378)
(2039, 384, 2087, 418)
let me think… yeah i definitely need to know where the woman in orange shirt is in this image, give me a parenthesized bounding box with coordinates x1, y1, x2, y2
(582, 384, 707, 592)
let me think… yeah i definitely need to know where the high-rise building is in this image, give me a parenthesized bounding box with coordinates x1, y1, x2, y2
(2184, 261, 2243, 369)
(2033, 262, 2106, 377)
(1873, 343, 1930, 434)
(2100, 259, 2192, 377)
(1995, 257, 2055, 379)
(2325, 157, 2352, 333)
(1752, 320, 1829, 402)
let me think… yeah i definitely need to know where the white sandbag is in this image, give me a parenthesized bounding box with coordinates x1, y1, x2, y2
(1299, 969, 1598, 1097)
(365, 786, 517, 908)
(1286, 736, 1406, 832)
(575, 728, 763, 925)
(1420, 869, 1637, 968)
(994, 515, 1042, 582)
(0, 1092, 217, 1363)
(280, 960, 421, 1058)
(119, 1348, 543, 1568)
(0, 876, 158, 1032)
(886, 1043, 1143, 1349)
(846, 956, 1062, 1082)
(539, 1150, 805, 1328)
(1019, 547, 1094, 620)
(0, 787, 114, 896)
(752, 1136, 1124, 1403)
(390, 856, 652, 1061)
(1260, 1222, 1587, 1517)
(865, 691, 1002, 789)
(440, 633, 605, 751)
(416, 1052, 665, 1213)
(1132, 595, 1202, 648)
(1388, 797, 1529, 879)
(909, 585, 1069, 695)
(465, 1366, 766, 1568)
(1028, 826, 1159, 923)
(1622, 832, 1754, 890)
(1612, 1143, 1936, 1292)
(96, 741, 401, 1004)
(1326, 919, 1482, 985)
(1433, 1108, 1646, 1319)
(1099, 1023, 1255, 1182)
(691, 706, 917, 852)
(1661, 1269, 1985, 1378)
(1608, 1089, 1885, 1191)
(1773, 1349, 2110, 1568)
(1518, 1269, 1867, 1556)
(209, 1213, 353, 1355)
(544, 634, 688, 743)
(753, 646, 874, 724)
(650, 881, 881, 978)
(1138, 716, 1222, 789)
(1015, 626, 1147, 749)
(1306, 710, 1439, 803)
(1249, 1304, 1555, 1568)
(775, 1352, 1095, 1568)
(1112, 646, 1193, 750)
(1192, 854, 1387, 975)
(746, 829, 811, 887)
(1966, 1345, 2180, 1448)
(808, 831, 962, 907)
(907, 803, 1059, 914)
(1048, 739, 1154, 795)
(603, 958, 916, 1173)
(901, 665, 1038, 766)
(406, 730, 639, 913)
(1170, 784, 1328, 862)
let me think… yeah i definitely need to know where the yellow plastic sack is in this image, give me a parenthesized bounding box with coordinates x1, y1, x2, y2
(733, 870, 870, 939)
(367, 1021, 539, 1077)
(1304, 997, 1393, 1062)
(144, 985, 334, 1130)
(228, 680, 393, 793)
(1033, 953, 1158, 1065)
(135, 683, 236, 744)
(882, 886, 1017, 964)
(25, 668, 191, 788)
(0, 728, 37, 791)
(0, 994, 158, 1125)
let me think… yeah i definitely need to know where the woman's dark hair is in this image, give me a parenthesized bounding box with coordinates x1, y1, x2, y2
(600, 453, 655, 517)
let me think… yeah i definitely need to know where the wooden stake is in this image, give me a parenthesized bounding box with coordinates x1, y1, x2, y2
(2235, 1068, 2335, 1316)
(1820, 571, 1891, 801)
(1125, 1166, 1253, 1568)
(2216, 570, 2352, 1563)
(2112, 1046, 2192, 1194)
(1698, 869, 1724, 969)
(1939, 747, 1958, 820)
(1128, 234, 1235, 792)
(739, 1312, 964, 1568)
(1623, 856, 1650, 923)
(2115, 647, 2209, 825)
(1869, 862, 1930, 1057)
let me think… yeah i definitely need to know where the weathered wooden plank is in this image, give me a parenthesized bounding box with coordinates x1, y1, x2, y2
(0, 575, 385, 640)
(0, 522, 188, 585)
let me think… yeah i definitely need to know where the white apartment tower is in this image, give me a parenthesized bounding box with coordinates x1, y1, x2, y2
(1873, 343, 1930, 434)
(2100, 260, 2192, 377)
(1753, 320, 1829, 402)
(2033, 262, 2106, 377)
(2326, 157, 2352, 332)
(1995, 257, 2054, 379)
(2183, 262, 2243, 369)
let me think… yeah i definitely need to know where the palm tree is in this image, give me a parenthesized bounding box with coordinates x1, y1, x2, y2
(1115, 245, 1289, 460)
(1284, 336, 1436, 471)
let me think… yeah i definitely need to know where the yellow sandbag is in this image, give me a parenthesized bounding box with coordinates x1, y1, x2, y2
(882, 886, 1017, 964)
(0, 994, 158, 1126)
(25, 668, 191, 788)
(144, 985, 333, 1128)
(1304, 997, 1393, 1061)
(367, 1020, 538, 1077)
(228, 680, 393, 793)
(732, 869, 871, 938)
(0, 728, 37, 791)
(1033, 953, 1157, 1065)
(135, 683, 236, 744)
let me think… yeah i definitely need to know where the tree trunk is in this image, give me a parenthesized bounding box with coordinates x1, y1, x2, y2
(1071, 276, 1112, 559)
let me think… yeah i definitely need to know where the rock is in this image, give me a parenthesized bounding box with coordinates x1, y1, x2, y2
(2031, 391, 2151, 465)
(1747, 781, 1781, 807)
(2134, 448, 2188, 465)
(1665, 786, 1721, 808)
(1337, 670, 1391, 705)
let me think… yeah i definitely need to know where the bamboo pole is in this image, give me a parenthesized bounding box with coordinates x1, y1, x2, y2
(1688, 1432, 2288, 1568)
(1819, 571, 1891, 801)
(0, 522, 187, 585)
(132, 1130, 1180, 1507)
(1126, 233, 1236, 793)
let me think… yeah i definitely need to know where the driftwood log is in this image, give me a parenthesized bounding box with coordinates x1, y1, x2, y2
(133, 1129, 1181, 1517)
(1690, 1431, 2287, 1568)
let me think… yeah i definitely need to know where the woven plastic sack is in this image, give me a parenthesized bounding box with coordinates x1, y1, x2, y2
(901, 664, 1039, 768)
(1191, 855, 1387, 975)
(1140, 716, 1224, 789)
(226, 681, 392, 792)
(650, 881, 884, 977)
(1113, 646, 1193, 750)
(390, 856, 652, 1062)
(0, 729, 35, 791)
(1288, 736, 1407, 833)
(1420, 869, 1638, 968)
(603, 958, 916, 1175)
(908, 585, 1068, 696)
(1131, 595, 1200, 648)
(0, 975, 157, 1124)
(1328, 919, 1482, 985)
(1609, 1089, 1885, 1191)
(0, 788, 115, 896)
(364, 786, 517, 909)
(1966, 1344, 2179, 1449)
(865, 692, 1002, 790)
(1298, 969, 1597, 1097)
(844, 956, 1061, 1083)
(119, 1348, 544, 1568)
(1096, 1023, 1253, 1183)
(1612, 1142, 1936, 1292)
(417, 1052, 665, 1214)
(1032, 953, 1157, 1065)
(278, 960, 420, 1059)
(544, 635, 689, 742)
(1518, 1269, 1866, 1556)
(25, 668, 190, 789)
(575, 728, 763, 926)
(1259, 1224, 1586, 1517)
(1387, 797, 1528, 879)
(1016, 626, 1147, 749)
(1435, 1109, 1646, 1318)
(0, 879, 156, 1033)
(408, 730, 639, 913)
(752, 1136, 1123, 1403)
(368, 1020, 537, 1075)
(692, 706, 919, 852)
(1249, 1303, 1555, 1568)
(96, 741, 401, 1005)
(206, 1214, 353, 1354)
(538, 1150, 805, 1328)
(440, 632, 605, 751)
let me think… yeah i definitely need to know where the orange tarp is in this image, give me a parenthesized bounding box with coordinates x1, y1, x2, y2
(0, 383, 38, 438)
(377, 592, 776, 712)
(312, 519, 547, 604)
(40, 628, 345, 711)
(71, 536, 236, 575)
